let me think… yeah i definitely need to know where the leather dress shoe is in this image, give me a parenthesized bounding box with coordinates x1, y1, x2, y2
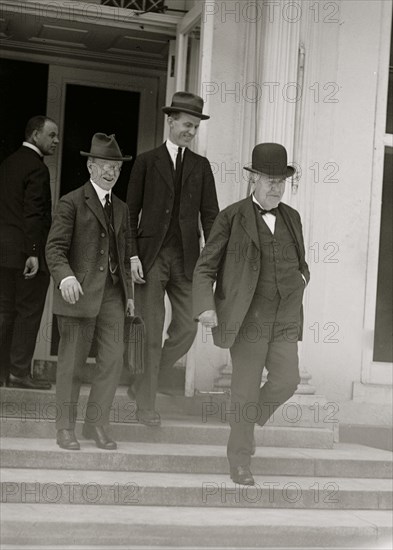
(230, 465, 255, 485)
(7, 373, 51, 390)
(56, 429, 80, 450)
(136, 408, 161, 427)
(82, 424, 117, 450)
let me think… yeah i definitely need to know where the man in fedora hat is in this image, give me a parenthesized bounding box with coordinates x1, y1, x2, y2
(193, 143, 310, 485)
(46, 133, 133, 450)
(126, 91, 219, 426)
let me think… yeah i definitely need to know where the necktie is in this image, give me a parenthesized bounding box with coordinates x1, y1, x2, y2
(175, 147, 182, 174)
(103, 193, 118, 280)
(104, 193, 112, 222)
(255, 203, 278, 216)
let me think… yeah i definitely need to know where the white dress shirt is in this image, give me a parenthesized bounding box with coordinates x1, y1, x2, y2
(166, 139, 185, 167)
(252, 194, 276, 234)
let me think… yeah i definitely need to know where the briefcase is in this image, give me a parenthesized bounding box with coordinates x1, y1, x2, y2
(123, 315, 145, 375)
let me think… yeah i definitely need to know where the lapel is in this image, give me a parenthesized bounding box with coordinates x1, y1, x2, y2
(278, 203, 303, 259)
(181, 148, 198, 186)
(84, 181, 107, 231)
(239, 196, 260, 250)
(154, 144, 175, 192)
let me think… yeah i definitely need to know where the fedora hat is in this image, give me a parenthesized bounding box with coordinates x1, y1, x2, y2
(80, 133, 132, 161)
(244, 143, 295, 178)
(162, 91, 210, 120)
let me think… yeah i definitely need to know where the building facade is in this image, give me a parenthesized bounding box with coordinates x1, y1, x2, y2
(1, 0, 391, 425)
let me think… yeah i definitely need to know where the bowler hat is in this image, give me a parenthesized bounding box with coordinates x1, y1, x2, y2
(80, 133, 132, 161)
(244, 143, 295, 178)
(162, 91, 210, 120)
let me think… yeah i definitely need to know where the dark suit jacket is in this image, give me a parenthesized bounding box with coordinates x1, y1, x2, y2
(46, 181, 133, 318)
(126, 144, 219, 280)
(0, 146, 52, 270)
(193, 197, 310, 348)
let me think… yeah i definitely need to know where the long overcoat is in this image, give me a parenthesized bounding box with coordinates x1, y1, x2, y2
(193, 196, 310, 348)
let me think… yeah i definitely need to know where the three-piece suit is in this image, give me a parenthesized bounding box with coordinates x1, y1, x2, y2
(193, 196, 310, 468)
(0, 145, 52, 380)
(46, 181, 133, 429)
(127, 143, 219, 410)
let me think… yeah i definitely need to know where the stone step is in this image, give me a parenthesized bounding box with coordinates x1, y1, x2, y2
(1, 468, 391, 509)
(0, 386, 337, 429)
(1, 438, 391, 479)
(1, 504, 392, 548)
(0, 417, 334, 448)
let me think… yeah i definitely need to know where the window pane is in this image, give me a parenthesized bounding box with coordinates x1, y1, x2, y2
(373, 147, 393, 362)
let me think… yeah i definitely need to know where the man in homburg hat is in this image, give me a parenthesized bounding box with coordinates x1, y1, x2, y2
(126, 92, 219, 426)
(46, 133, 133, 450)
(193, 143, 310, 485)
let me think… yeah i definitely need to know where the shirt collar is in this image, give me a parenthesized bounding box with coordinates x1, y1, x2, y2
(251, 193, 263, 209)
(251, 193, 279, 212)
(90, 179, 111, 204)
(22, 142, 43, 157)
(166, 138, 185, 156)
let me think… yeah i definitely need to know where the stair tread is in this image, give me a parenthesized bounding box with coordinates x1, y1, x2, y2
(2, 467, 391, 490)
(0, 415, 331, 433)
(1, 437, 391, 460)
(1, 502, 392, 527)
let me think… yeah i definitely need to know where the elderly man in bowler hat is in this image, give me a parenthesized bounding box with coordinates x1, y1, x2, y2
(126, 92, 219, 426)
(193, 143, 310, 485)
(46, 133, 133, 451)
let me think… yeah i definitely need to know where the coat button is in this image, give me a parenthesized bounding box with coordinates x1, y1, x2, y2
(101, 232, 105, 238)
(253, 265, 257, 271)
(99, 266, 104, 271)
(166, 209, 170, 214)
(100, 250, 104, 255)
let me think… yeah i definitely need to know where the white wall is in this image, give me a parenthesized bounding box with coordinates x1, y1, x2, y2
(195, 0, 390, 403)
(301, 0, 385, 402)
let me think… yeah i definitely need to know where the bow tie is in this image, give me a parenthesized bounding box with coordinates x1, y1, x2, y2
(255, 204, 278, 216)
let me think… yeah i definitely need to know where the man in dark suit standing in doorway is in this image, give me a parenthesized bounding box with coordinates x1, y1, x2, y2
(0, 115, 59, 389)
(193, 143, 310, 485)
(127, 92, 219, 426)
(46, 133, 133, 451)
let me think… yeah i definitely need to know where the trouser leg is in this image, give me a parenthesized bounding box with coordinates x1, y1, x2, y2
(85, 281, 125, 427)
(0, 267, 16, 381)
(257, 341, 300, 427)
(134, 254, 168, 411)
(0, 267, 49, 378)
(56, 315, 92, 430)
(10, 270, 49, 376)
(228, 335, 268, 468)
(160, 250, 197, 370)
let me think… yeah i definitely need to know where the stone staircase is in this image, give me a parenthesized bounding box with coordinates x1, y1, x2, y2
(0, 385, 392, 549)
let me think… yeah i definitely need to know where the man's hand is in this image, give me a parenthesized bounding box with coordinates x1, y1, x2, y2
(126, 298, 135, 317)
(23, 256, 39, 279)
(60, 276, 84, 305)
(131, 257, 145, 284)
(198, 309, 218, 328)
